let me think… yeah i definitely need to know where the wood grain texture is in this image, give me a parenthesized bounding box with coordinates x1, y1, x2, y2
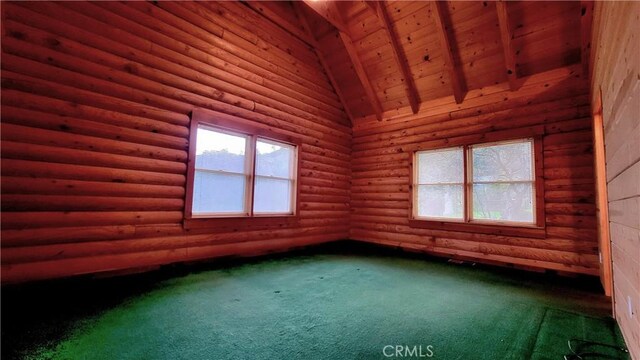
(0, 1, 351, 283)
(591, 1, 640, 358)
(302, 1, 583, 118)
(430, 1, 466, 104)
(496, 1, 518, 90)
(301, 0, 347, 33)
(292, 1, 355, 123)
(351, 66, 599, 276)
(338, 30, 384, 120)
(370, 1, 420, 114)
(0, 1, 607, 301)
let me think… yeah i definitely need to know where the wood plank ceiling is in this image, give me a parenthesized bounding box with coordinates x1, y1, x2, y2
(247, 1, 588, 122)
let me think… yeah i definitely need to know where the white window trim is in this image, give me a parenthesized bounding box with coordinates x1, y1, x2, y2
(412, 137, 539, 228)
(187, 122, 298, 219)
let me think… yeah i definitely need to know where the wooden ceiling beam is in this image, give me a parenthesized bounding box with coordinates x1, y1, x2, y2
(580, 0, 594, 80)
(302, 1, 383, 120)
(430, 1, 466, 104)
(339, 31, 384, 120)
(495, 1, 518, 91)
(292, 2, 355, 123)
(368, 1, 420, 114)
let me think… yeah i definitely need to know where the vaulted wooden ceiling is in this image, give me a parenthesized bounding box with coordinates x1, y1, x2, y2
(246, 1, 591, 122)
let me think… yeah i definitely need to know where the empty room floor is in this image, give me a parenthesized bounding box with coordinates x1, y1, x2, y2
(2, 245, 629, 360)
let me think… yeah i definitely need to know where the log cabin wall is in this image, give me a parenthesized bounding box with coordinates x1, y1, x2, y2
(591, 1, 639, 357)
(0, 1, 352, 283)
(0, 0, 617, 294)
(351, 65, 601, 276)
(290, 1, 601, 280)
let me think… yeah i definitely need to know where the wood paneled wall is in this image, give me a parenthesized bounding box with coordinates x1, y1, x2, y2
(591, 2, 639, 358)
(351, 65, 601, 276)
(0, 1, 352, 283)
(0, 1, 616, 299)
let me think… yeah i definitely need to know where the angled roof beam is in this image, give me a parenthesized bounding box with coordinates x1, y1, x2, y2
(495, 1, 519, 91)
(339, 31, 384, 120)
(367, 1, 420, 114)
(580, 0, 594, 80)
(292, 2, 355, 123)
(302, 0, 383, 120)
(430, 1, 466, 104)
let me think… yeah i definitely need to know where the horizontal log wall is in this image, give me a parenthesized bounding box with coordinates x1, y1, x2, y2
(0, 1, 351, 283)
(591, 2, 640, 358)
(0, 1, 609, 289)
(351, 65, 601, 276)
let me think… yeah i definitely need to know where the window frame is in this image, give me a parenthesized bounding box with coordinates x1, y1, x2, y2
(253, 138, 298, 216)
(413, 146, 466, 222)
(409, 134, 545, 238)
(190, 124, 253, 218)
(184, 109, 301, 229)
(468, 138, 537, 226)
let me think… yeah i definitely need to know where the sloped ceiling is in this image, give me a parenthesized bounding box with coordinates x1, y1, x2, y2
(246, 1, 587, 122)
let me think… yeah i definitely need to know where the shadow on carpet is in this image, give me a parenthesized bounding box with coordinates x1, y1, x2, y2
(2, 249, 629, 360)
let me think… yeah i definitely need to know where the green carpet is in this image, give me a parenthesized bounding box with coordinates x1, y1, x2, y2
(2, 246, 629, 360)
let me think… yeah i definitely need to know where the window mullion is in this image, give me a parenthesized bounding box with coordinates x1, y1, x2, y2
(416, 181, 465, 186)
(247, 135, 257, 217)
(254, 174, 294, 182)
(412, 138, 537, 227)
(194, 168, 246, 176)
(413, 151, 420, 220)
(464, 145, 470, 223)
(290, 144, 296, 215)
(472, 180, 534, 184)
(531, 139, 539, 226)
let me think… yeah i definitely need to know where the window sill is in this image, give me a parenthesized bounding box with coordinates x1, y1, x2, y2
(184, 215, 299, 231)
(408, 219, 545, 239)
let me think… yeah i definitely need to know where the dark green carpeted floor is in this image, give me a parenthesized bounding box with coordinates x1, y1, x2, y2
(2, 243, 629, 360)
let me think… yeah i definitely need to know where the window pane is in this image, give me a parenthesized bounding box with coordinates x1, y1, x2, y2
(417, 148, 464, 184)
(192, 171, 245, 214)
(472, 183, 534, 223)
(416, 184, 464, 219)
(472, 141, 533, 182)
(254, 177, 292, 214)
(255, 140, 294, 178)
(195, 126, 247, 173)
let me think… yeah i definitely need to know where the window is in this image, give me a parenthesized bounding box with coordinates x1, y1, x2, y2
(412, 138, 541, 229)
(254, 139, 296, 214)
(470, 140, 535, 224)
(185, 110, 299, 220)
(415, 147, 464, 220)
(192, 127, 250, 216)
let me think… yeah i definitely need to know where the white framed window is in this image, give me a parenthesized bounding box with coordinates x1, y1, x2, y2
(253, 139, 297, 215)
(469, 139, 535, 225)
(186, 110, 299, 220)
(192, 125, 251, 216)
(412, 138, 540, 227)
(414, 147, 465, 221)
